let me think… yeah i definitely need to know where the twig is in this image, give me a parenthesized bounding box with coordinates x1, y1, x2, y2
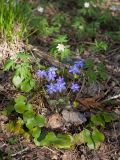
(106, 47, 120, 58)
(11, 147, 29, 157)
(0, 143, 7, 149)
(42, 146, 56, 154)
(102, 93, 120, 102)
(102, 148, 119, 156)
(75, 77, 85, 101)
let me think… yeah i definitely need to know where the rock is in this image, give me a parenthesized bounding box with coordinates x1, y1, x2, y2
(62, 110, 87, 125)
(47, 114, 64, 129)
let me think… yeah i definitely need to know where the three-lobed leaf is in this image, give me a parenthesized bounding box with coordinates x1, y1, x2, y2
(3, 59, 14, 71)
(12, 75, 23, 87)
(40, 132, 73, 149)
(91, 114, 105, 127)
(14, 95, 32, 114)
(32, 127, 41, 138)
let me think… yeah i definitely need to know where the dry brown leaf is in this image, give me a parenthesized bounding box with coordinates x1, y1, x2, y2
(62, 110, 87, 125)
(47, 114, 64, 129)
(77, 97, 101, 108)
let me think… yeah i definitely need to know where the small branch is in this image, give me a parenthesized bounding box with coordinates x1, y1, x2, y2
(11, 147, 29, 157)
(0, 143, 7, 149)
(102, 93, 120, 102)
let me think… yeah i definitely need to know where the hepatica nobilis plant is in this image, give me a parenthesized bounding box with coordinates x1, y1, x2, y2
(36, 59, 84, 95)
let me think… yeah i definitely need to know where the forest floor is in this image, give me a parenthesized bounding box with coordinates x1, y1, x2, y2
(0, 1, 120, 160)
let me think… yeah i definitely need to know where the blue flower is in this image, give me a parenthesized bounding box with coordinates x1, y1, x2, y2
(47, 72, 56, 81)
(55, 81, 66, 93)
(46, 83, 57, 94)
(47, 67, 57, 81)
(48, 67, 57, 74)
(36, 70, 47, 78)
(69, 65, 80, 74)
(71, 83, 80, 92)
(56, 77, 65, 83)
(74, 59, 84, 68)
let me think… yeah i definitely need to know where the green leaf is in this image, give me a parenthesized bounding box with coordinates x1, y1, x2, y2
(3, 59, 14, 71)
(15, 95, 26, 104)
(20, 79, 35, 92)
(33, 138, 41, 146)
(35, 115, 45, 127)
(23, 112, 45, 129)
(87, 140, 95, 149)
(40, 132, 57, 146)
(85, 59, 94, 69)
(91, 114, 105, 127)
(85, 70, 97, 82)
(26, 104, 33, 111)
(73, 133, 82, 144)
(30, 79, 36, 89)
(23, 111, 35, 122)
(12, 75, 23, 87)
(14, 103, 26, 113)
(14, 95, 28, 113)
(26, 118, 37, 129)
(17, 53, 31, 61)
(79, 129, 95, 149)
(103, 112, 117, 123)
(54, 134, 73, 149)
(110, 112, 118, 121)
(97, 63, 107, 80)
(103, 112, 112, 123)
(3, 104, 14, 116)
(53, 35, 68, 44)
(20, 63, 31, 78)
(79, 129, 91, 143)
(32, 127, 41, 138)
(92, 128, 105, 143)
(20, 80, 31, 92)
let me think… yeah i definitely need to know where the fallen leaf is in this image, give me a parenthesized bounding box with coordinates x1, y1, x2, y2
(62, 110, 87, 124)
(47, 114, 64, 129)
(77, 97, 101, 108)
(0, 115, 8, 121)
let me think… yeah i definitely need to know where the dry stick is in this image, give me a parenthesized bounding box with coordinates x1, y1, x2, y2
(102, 93, 120, 102)
(0, 143, 7, 149)
(75, 77, 86, 102)
(11, 147, 29, 157)
(42, 146, 57, 154)
(106, 47, 120, 58)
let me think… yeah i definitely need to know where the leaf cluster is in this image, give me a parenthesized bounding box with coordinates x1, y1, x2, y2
(4, 53, 36, 92)
(73, 111, 117, 149)
(50, 35, 71, 60)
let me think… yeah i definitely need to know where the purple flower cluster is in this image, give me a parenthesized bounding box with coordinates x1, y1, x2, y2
(36, 67, 57, 81)
(69, 59, 84, 75)
(46, 77, 66, 94)
(47, 67, 57, 81)
(36, 70, 46, 78)
(36, 59, 84, 94)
